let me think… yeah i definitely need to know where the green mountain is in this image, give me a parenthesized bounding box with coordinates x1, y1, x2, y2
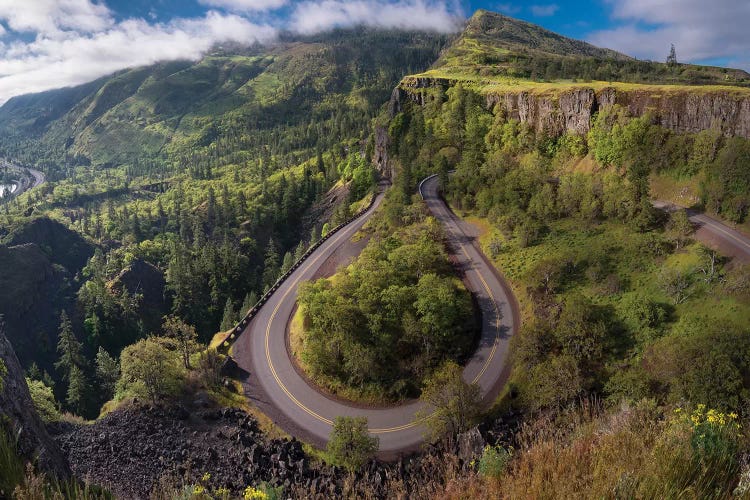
(421, 10, 750, 86)
(0, 28, 447, 172)
(0, 28, 448, 404)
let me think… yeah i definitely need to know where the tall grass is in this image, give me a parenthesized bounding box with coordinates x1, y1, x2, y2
(439, 401, 745, 499)
(0, 427, 25, 497)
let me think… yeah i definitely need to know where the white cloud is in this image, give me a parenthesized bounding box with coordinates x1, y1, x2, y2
(0, 11, 277, 102)
(588, 0, 750, 68)
(0, 0, 113, 36)
(0, 0, 468, 103)
(199, 0, 288, 13)
(290, 0, 462, 34)
(530, 4, 558, 17)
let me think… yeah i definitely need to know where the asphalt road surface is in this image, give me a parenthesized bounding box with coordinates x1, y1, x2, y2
(232, 176, 519, 453)
(0, 160, 45, 197)
(653, 201, 750, 263)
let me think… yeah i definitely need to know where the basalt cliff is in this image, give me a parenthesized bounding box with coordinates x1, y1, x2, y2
(392, 77, 750, 139)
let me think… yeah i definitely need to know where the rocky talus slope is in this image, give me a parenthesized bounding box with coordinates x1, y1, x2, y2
(50, 401, 516, 498)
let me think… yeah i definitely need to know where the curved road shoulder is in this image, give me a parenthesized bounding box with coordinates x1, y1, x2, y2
(654, 201, 750, 263)
(233, 177, 519, 454)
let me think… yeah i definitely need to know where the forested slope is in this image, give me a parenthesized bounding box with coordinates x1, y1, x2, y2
(0, 28, 447, 420)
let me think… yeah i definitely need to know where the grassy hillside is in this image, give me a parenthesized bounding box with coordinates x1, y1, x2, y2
(419, 10, 750, 87)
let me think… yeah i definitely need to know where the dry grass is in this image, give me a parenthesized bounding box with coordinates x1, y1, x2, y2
(289, 306, 306, 365)
(435, 401, 744, 500)
(402, 72, 750, 100)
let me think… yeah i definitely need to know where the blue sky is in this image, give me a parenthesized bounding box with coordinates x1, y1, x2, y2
(0, 0, 747, 102)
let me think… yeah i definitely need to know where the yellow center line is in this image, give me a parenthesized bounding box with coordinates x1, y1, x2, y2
(454, 229, 501, 385)
(260, 191, 505, 435)
(261, 199, 425, 434)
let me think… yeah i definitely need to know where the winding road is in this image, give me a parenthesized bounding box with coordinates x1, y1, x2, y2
(653, 200, 750, 263)
(0, 160, 45, 198)
(232, 175, 519, 453)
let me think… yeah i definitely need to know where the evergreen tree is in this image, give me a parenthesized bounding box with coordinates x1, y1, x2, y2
(263, 238, 281, 288)
(27, 362, 42, 381)
(95, 347, 120, 400)
(293, 241, 306, 262)
(66, 364, 88, 415)
(281, 251, 294, 274)
(220, 298, 237, 331)
(55, 311, 84, 377)
(239, 291, 258, 319)
(666, 44, 677, 66)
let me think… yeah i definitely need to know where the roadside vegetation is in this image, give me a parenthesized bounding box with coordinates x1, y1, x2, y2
(0, 28, 410, 420)
(296, 189, 475, 403)
(384, 73, 750, 495)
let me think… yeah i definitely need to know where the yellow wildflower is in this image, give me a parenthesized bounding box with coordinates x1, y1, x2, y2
(244, 487, 269, 500)
(202, 472, 211, 483)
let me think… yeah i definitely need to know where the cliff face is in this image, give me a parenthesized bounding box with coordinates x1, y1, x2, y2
(393, 78, 750, 139)
(0, 218, 94, 371)
(0, 326, 70, 478)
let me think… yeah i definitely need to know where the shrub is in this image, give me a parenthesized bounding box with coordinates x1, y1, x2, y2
(117, 337, 185, 402)
(326, 416, 379, 472)
(25, 378, 60, 422)
(477, 445, 512, 480)
(418, 361, 482, 442)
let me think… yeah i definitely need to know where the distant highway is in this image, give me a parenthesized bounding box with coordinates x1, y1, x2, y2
(232, 176, 519, 453)
(0, 160, 45, 198)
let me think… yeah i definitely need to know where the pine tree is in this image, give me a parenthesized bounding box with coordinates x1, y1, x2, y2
(263, 238, 280, 287)
(281, 251, 294, 274)
(220, 298, 237, 331)
(666, 44, 677, 66)
(66, 364, 88, 415)
(239, 291, 258, 319)
(27, 362, 42, 381)
(95, 347, 120, 399)
(310, 225, 320, 245)
(55, 311, 84, 377)
(293, 241, 306, 262)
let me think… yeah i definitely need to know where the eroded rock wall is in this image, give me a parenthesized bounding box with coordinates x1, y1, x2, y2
(393, 78, 750, 139)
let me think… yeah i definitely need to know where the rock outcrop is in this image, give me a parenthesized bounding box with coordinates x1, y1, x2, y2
(0, 243, 76, 370)
(51, 401, 520, 499)
(373, 125, 392, 178)
(0, 325, 70, 478)
(394, 77, 750, 139)
(110, 258, 170, 335)
(5, 217, 94, 273)
(0, 217, 95, 370)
